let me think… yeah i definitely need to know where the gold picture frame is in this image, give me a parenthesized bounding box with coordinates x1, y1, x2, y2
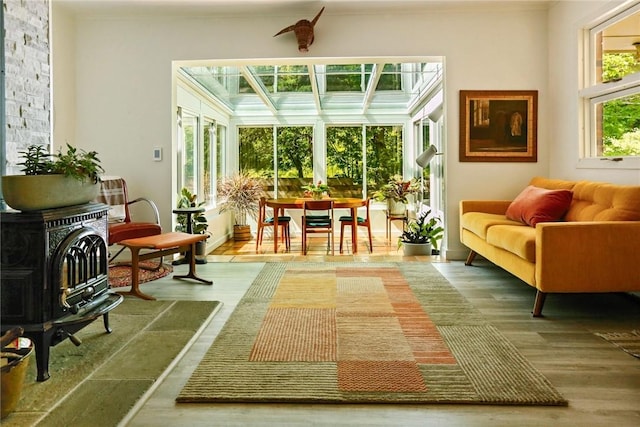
(459, 90, 538, 162)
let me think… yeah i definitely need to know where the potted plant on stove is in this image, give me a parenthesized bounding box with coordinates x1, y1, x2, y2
(175, 187, 209, 255)
(216, 173, 263, 241)
(2, 144, 104, 211)
(398, 209, 443, 256)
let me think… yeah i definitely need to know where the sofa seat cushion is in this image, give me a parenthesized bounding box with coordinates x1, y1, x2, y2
(486, 224, 537, 262)
(461, 212, 524, 239)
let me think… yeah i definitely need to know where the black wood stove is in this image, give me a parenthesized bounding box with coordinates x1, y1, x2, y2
(1, 202, 122, 381)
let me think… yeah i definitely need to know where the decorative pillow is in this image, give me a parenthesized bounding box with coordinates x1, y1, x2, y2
(505, 185, 573, 227)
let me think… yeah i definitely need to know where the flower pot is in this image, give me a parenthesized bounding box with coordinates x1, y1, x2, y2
(234, 224, 251, 241)
(312, 192, 324, 200)
(402, 242, 432, 256)
(2, 175, 100, 211)
(195, 239, 208, 256)
(387, 200, 406, 216)
(1, 339, 34, 419)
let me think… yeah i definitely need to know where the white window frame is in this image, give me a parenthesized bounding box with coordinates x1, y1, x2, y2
(578, 2, 640, 170)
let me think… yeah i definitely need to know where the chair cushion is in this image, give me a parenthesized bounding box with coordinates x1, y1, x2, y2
(505, 185, 573, 227)
(109, 222, 162, 244)
(339, 216, 365, 223)
(266, 216, 291, 223)
(304, 215, 332, 227)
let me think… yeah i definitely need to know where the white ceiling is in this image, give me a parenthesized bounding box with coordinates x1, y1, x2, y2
(55, 0, 552, 17)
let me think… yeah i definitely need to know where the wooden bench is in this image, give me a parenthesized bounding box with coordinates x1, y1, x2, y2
(117, 232, 213, 300)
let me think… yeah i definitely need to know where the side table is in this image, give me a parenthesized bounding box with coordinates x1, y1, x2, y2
(172, 207, 207, 265)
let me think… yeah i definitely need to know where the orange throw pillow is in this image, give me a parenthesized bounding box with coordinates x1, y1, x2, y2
(506, 185, 573, 227)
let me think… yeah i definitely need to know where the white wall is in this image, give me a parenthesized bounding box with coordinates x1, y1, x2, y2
(547, 0, 640, 184)
(50, 1, 637, 260)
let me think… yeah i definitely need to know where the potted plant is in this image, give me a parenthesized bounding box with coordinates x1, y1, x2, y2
(217, 173, 263, 241)
(302, 180, 330, 200)
(372, 175, 419, 215)
(2, 144, 104, 211)
(175, 187, 209, 255)
(398, 209, 444, 256)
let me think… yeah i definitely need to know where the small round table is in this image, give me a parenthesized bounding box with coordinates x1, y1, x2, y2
(172, 207, 207, 265)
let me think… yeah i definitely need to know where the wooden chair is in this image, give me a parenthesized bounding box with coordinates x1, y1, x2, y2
(255, 197, 291, 253)
(96, 176, 162, 263)
(339, 198, 373, 254)
(301, 199, 334, 255)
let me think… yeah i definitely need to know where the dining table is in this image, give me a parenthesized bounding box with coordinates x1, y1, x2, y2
(265, 197, 367, 254)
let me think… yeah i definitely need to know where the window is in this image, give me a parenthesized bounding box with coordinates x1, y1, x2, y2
(239, 126, 314, 198)
(178, 109, 197, 195)
(327, 126, 363, 198)
(581, 4, 640, 163)
(176, 107, 220, 206)
(240, 124, 405, 199)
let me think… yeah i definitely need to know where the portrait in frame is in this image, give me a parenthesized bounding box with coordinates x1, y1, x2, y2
(459, 90, 538, 162)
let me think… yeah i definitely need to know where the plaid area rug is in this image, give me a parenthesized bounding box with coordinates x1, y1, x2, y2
(177, 263, 567, 405)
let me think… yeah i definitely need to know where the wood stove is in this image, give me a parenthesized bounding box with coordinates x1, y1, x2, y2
(1, 202, 122, 381)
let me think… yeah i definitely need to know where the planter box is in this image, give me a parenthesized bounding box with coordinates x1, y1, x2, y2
(2, 175, 99, 211)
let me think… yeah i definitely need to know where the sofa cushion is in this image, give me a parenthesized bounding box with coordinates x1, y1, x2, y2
(506, 185, 573, 226)
(461, 212, 524, 239)
(565, 181, 640, 221)
(486, 224, 537, 262)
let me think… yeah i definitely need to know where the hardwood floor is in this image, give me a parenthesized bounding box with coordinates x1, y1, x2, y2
(122, 235, 640, 427)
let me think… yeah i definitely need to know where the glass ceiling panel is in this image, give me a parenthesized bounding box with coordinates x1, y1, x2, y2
(179, 60, 443, 115)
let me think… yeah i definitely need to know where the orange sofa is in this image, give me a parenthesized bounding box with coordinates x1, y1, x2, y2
(460, 177, 640, 316)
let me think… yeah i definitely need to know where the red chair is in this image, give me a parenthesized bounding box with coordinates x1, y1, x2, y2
(96, 176, 162, 263)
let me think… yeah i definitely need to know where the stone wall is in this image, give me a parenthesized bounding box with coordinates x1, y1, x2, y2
(3, 0, 50, 175)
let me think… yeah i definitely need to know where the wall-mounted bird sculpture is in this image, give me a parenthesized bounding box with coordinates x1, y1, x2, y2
(274, 7, 325, 53)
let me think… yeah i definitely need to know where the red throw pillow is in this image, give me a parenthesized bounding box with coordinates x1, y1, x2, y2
(506, 185, 573, 227)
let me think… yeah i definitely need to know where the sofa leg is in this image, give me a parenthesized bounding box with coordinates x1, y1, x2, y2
(465, 250, 477, 266)
(532, 291, 546, 317)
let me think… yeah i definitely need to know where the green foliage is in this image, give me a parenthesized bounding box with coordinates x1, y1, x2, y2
(601, 53, 640, 156)
(398, 210, 444, 249)
(239, 124, 405, 197)
(602, 53, 639, 81)
(372, 175, 419, 203)
(276, 126, 313, 178)
(175, 187, 209, 234)
(18, 144, 103, 183)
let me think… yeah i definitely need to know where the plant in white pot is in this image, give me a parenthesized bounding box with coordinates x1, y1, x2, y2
(2, 144, 104, 211)
(216, 173, 263, 241)
(398, 209, 444, 256)
(372, 175, 419, 215)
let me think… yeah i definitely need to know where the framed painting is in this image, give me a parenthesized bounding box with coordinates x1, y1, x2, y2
(459, 90, 538, 162)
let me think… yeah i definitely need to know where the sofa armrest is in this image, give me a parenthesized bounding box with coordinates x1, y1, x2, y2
(460, 200, 512, 216)
(535, 221, 640, 293)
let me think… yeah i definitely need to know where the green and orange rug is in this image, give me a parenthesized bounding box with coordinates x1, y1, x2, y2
(177, 263, 567, 405)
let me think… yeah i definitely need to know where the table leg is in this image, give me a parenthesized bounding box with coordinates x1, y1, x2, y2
(174, 243, 213, 285)
(117, 247, 156, 300)
(273, 209, 279, 253)
(350, 207, 358, 254)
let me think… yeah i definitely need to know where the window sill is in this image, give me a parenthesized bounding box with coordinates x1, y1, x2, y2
(577, 157, 640, 170)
